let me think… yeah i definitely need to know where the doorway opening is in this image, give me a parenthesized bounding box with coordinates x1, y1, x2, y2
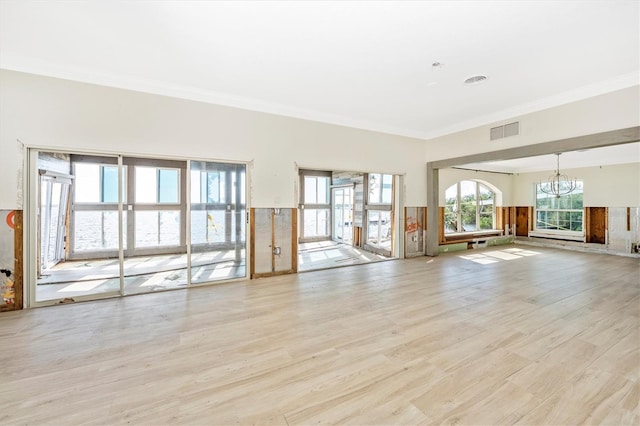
(298, 169, 396, 272)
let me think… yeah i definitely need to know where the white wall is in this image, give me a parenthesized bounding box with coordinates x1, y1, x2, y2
(425, 86, 640, 162)
(512, 162, 640, 207)
(0, 70, 427, 210)
(438, 168, 513, 206)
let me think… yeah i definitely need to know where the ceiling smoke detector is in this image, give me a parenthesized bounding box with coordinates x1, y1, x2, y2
(464, 75, 488, 85)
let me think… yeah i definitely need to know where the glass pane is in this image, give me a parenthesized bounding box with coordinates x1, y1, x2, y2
(135, 166, 157, 203)
(207, 172, 224, 203)
(191, 170, 202, 203)
(159, 211, 180, 245)
(304, 176, 317, 204)
(102, 166, 118, 203)
(74, 211, 125, 251)
(460, 202, 477, 232)
(158, 169, 179, 203)
(459, 180, 476, 199)
(382, 174, 393, 204)
(444, 183, 458, 233)
(557, 211, 570, 230)
(459, 181, 477, 232)
(369, 174, 381, 204)
(135, 211, 180, 248)
(478, 184, 494, 230)
(74, 163, 100, 203)
(570, 212, 583, 231)
(240, 171, 246, 205)
(367, 210, 391, 250)
(444, 206, 457, 233)
(205, 210, 226, 243)
(445, 184, 457, 203)
(317, 177, 329, 204)
(190, 209, 207, 245)
(303, 209, 329, 237)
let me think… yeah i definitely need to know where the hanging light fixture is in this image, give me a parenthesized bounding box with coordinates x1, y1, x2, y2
(538, 153, 577, 198)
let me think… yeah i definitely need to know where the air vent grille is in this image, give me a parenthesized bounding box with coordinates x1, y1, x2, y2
(490, 122, 519, 141)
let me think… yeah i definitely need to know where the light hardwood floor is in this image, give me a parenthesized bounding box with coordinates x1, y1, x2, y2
(1, 245, 638, 425)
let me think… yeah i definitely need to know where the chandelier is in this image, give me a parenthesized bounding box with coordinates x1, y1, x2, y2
(538, 153, 577, 198)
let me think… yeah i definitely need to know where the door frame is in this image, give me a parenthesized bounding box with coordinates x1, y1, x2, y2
(331, 185, 354, 245)
(25, 146, 251, 308)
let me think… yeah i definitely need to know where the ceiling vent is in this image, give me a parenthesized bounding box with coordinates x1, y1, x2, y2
(490, 122, 519, 141)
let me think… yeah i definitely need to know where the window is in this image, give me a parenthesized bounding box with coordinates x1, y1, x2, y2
(190, 163, 246, 247)
(445, 180, 495, 233)
(135, 166, 179, 203)
(74, 163, 126, 203)
(368, 173, 392, 204)
(304, 176, 330, 204)
(299, 173, 331, 240)
(535, 181, 583, 232)
(72, 161, 127, 252)
(365, 173, 393, 255)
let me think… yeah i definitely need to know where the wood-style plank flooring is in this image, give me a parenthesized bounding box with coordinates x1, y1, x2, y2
(1, 245, 638, 425)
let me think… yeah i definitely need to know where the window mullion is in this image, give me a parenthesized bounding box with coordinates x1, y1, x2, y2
(456, 182, 462, 232)
(476, 182, 480, 231)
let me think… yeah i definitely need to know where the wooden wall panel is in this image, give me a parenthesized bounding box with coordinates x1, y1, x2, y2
(586, 207, 608, 244)
(515, 206, 530, 237)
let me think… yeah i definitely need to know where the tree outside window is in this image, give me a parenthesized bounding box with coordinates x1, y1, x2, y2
(445, 180, 495, 233)
(535, 181, 583, 231)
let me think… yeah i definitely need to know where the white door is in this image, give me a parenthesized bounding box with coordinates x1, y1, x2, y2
(332, 187, 353, 244)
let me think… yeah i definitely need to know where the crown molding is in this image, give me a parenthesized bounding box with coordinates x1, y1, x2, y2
(2, 54, 638, 142)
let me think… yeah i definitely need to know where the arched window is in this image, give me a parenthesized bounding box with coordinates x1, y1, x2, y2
(444, 180, 495, 233)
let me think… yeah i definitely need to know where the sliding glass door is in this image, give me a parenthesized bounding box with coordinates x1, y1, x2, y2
(332, 187, 353, 244)
(30, 149, 248, 305)
(122, 157, 188, 295)
(190, 161, 246, 283)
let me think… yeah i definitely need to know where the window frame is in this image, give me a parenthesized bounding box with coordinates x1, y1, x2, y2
(534, 180, 584, 233)
(298, 170, 332, 242)
(444, 180, 496, 234)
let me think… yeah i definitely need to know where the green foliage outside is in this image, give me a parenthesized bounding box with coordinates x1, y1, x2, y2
(535, 184, 584, 231)
(445, 186, 494, 233)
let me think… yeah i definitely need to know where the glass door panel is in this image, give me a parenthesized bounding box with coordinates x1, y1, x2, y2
(190, 161, 246, 284)
(332, 187, 353, 244)
(35, 152, 121, 302)
(123, 158, 188, 295)
(366, 210, 392, 254)
(32, 150, 249, 304)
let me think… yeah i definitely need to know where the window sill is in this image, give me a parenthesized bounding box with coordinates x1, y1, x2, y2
(445, 229, 504, 238)
(528, 230, 585, 242)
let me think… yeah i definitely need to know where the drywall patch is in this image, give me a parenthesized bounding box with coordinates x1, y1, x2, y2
(609, 207, 640, 253)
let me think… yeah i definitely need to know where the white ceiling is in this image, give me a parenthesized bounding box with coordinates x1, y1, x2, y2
(458, 142, 640, 174)
(0, 1, 638, 157)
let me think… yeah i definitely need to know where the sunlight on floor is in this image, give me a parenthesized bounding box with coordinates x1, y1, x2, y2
(459, 247, 541, 264)
(60, 279, 108, 292)
(298, 241, 390, 271)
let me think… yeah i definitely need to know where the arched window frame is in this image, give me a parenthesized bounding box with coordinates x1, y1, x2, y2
(444, 180, 496, 233)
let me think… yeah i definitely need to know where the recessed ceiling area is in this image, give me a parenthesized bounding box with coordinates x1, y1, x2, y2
(456, 142, 640, 174)
(0, 1, 638, 139)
